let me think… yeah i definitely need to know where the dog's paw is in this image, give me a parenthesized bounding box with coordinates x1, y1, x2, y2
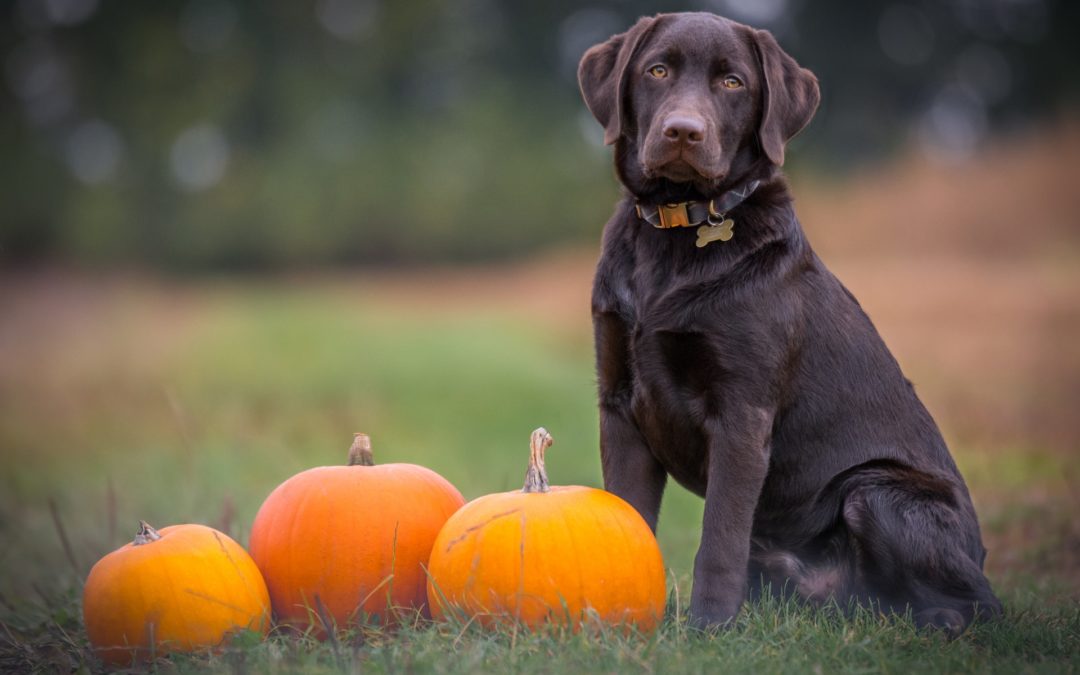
(914, 607, 967, 639)
(686, 597, 740, 633)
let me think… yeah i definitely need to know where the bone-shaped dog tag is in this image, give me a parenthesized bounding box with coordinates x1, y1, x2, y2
(696, 219, 734, 247)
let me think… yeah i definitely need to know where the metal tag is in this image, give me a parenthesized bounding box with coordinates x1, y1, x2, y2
(695, 219, 734, 247)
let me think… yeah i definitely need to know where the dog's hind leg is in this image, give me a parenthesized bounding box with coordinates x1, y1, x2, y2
(840, 468, 1002, 635)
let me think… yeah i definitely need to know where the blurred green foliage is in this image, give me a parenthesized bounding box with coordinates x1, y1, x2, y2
(2, 0, 1077, 270)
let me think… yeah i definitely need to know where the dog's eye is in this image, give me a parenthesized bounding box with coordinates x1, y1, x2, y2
(647, 64, 669, 79)
(720, 75, 743, 89)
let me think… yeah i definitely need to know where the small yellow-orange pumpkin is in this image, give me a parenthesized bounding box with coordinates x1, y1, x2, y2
(82, 521, 270, 665)
(427, 428, 667, 631)
(249, 434, 464, 630)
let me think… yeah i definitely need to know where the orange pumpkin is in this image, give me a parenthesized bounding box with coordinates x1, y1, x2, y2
(249, 433, 464, 630)
(82, 521, 270, 665)
(427, 428, 667, 632)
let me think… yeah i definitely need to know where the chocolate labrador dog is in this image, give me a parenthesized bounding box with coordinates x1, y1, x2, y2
(578, 12, 1001, 633)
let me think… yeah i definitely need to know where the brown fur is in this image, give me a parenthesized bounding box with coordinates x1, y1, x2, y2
(578, 12, 1002, 632)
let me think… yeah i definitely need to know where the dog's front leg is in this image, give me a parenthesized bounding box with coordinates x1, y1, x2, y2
(600, 404, 667, 532)
(689, 405, 773, 628)
(595, 310, 667, 532)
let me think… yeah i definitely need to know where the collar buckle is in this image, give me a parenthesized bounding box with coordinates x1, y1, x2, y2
(656, 202, 690, 229)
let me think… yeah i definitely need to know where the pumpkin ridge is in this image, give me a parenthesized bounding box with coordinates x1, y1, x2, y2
(559, 494, 587, 623)
(231, 533, 271, 628)
(183, 529, 225, 639)
(515, 509, 527, 623)
(616, 495, 665, 623)
(155, 537, 195, 651)
(603, 496, 635, 619)
(209, 529, 266, 620)
(389, 520, 399, 611)
(462, 520, 483, 599)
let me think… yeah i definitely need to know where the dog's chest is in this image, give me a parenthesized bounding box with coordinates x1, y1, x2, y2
(624, 286, 717, 412)
(600, 228, 793, 487)
(609, 258, 733, 489)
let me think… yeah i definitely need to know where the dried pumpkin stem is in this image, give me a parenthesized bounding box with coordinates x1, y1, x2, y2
(522, 427, 553, 493)
(133, 520, 162, 546)
(348, 433, 375, 466)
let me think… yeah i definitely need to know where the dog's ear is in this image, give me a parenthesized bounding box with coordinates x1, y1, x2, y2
(578, 16, 660, 146)
(752, 28, 820, 166)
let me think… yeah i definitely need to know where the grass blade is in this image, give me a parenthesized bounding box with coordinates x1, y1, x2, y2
(47, 499, 80, 581)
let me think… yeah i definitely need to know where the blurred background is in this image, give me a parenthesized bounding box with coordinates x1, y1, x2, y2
(3, 0, 1079, 269)
(1, 0, 1078, 618)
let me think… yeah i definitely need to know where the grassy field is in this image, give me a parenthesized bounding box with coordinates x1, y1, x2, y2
(1, 129, 1079, 672)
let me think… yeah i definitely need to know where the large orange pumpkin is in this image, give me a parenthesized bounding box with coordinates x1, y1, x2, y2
(427, 428, 667, 632)
(249, 433, 465, 630)
(82, 521, 271, 665)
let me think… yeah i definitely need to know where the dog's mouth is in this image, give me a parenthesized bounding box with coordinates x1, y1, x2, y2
(643, 150, 725, 184)
(642, 158, 725, 196)
(648, 159, 703, 182)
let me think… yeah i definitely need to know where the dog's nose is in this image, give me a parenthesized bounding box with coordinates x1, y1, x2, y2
(662, 115, 706, 145)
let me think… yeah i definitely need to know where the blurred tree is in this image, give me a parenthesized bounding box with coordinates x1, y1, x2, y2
(1, 0, 1077, 270)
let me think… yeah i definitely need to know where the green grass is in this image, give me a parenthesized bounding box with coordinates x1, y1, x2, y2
(0, 279, 1076, 673)
(4, 582, 1078, 674)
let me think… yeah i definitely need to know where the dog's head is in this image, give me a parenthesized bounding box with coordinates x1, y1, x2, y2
(578, 12, 819, 202)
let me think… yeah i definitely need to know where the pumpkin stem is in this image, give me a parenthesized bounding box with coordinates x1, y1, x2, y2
(522, 427, 553, 493)
(348, 433, 375, 466)
(133, 520, 162, 546)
